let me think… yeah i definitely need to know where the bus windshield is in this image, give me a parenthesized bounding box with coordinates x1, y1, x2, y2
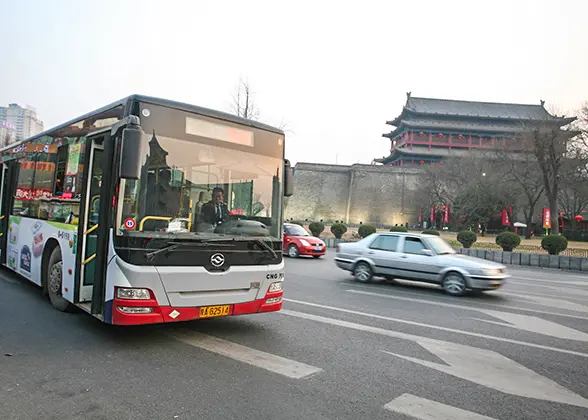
(118, 102, 284, 240)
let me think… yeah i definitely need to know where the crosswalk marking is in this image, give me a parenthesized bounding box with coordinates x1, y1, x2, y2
(384, 393, 498, 420)
(169, 329, 323, 379)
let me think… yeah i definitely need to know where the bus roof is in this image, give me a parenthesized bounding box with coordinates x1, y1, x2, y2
(0, 94, 285, 153)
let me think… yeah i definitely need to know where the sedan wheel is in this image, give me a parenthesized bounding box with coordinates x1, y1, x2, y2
(287, 244, 299, 258)
(442, 271, 467, 296)
(353, 262, 373, 283)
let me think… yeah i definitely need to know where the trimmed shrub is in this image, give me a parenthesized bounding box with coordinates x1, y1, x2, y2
(541, 234, 568, 255)
(389, 226, 408, 232)
(330, 223, 347, 239)
(496, 231, 521, 252)
(308, 221, 325, 237)
(422, 229, 440, 236)
(358, 224, 376, 238)
(457, 230, 477, 248)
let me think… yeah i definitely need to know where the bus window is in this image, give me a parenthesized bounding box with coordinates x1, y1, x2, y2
(12, 160, 35, 216)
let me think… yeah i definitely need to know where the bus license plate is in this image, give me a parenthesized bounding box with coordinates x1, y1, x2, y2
(200, 305, 231, 318)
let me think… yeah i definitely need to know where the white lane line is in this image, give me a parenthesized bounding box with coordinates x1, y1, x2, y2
(509, 274, 588, 284)
(496, 289, 588, 304)
(345, 286, 588, 320)
(169, 330, 322, 379)
(506, 281, 588, 297)
(384, 394, 499, 420)
(499, 293, 588, 313)
(346, 289, 588, 341)
(281, 303, 588, 358)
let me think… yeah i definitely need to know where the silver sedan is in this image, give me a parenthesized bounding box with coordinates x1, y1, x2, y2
(334, 232, 509, 296)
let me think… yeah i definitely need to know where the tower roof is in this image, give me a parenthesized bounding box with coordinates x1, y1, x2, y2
(387, 95, 575, 127)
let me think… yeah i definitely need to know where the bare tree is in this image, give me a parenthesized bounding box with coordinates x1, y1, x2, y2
(495, 146, 544, 238)
(559, 168, 588, 227)
(517, 109, 586, 234)
(559, 102, 588, 228)
(229, 78, 293, 135)
(231, 78, 260, 120)
(417, 152, 517, 231)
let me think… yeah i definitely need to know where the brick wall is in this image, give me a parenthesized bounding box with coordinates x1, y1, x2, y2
(285, 162, 423, 226)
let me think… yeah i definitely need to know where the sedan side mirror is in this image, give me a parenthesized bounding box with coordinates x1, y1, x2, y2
(421, 249, 433, 256)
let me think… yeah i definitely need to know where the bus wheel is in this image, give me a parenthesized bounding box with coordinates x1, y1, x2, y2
(47, 246, 74, 312)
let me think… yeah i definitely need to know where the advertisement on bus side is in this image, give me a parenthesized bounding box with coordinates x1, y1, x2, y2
(6, 216, 78, 288)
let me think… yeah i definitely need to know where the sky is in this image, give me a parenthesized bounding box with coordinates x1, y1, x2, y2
(1, 0, 587, 166)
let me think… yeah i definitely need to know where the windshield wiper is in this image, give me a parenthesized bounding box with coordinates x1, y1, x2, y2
(253, 238, 277, 260)
(144, 238, 236, 261)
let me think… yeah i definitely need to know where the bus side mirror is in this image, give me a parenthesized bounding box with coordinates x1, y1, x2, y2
(119, 124, 143, 180)
(284, 159, 294, 197)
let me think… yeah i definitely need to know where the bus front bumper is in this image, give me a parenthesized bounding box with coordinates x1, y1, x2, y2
(106, 291, 283, 326)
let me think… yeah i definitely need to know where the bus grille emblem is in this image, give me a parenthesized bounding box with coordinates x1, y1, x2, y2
(210, 253, 225, 267)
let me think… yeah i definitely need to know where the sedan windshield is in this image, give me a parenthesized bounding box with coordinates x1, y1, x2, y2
(426, 236, 456, 255)
(286, 225, 310, 236)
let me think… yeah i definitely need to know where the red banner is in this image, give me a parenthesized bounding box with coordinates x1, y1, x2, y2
(443, 204, 450, 224)
(501, 209, 510, 226)
(542, 208, 551, 229)
(430, 206, 435, 223)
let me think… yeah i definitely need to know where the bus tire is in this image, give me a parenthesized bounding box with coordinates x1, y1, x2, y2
(47, 246, 74, 312)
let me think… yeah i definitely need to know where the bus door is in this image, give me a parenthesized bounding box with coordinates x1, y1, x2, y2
(0, 160, 18, 265)
(78, 138, 104, 302)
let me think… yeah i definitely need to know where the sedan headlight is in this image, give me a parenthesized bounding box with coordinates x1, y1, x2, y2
(483, 268, 503, 276)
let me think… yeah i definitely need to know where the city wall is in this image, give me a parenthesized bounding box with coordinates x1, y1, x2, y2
(284, 162, 423, 226)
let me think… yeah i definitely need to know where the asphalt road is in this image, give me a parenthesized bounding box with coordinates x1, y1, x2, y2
(1, 252, 588, 420)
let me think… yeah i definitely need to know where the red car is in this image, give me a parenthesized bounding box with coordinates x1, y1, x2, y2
(283, 223, 326, 258)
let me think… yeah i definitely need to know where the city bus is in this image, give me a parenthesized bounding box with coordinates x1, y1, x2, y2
(0, 95, 293, 325)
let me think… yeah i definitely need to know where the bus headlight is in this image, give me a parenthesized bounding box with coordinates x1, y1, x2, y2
(268, 281, 283, 293)
(117, 306, 154, 314)
(116, 288, 151, 300)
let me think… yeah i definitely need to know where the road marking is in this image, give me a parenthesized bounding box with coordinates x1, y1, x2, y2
(382, 340, 588, 409)
(496, 289, 588, 304)
(507, 281, 588, 297)
(280, 309, 588, 408)
(346, 289, 588, 341)
(169, 330, 322, 379)
(341, 282, 588, 319)
(384, 393, 499, 420)
(499, 293, 588, 313)
(346, 288, 588, 320)
(479, 310, 588, 341)
(510, 274, 588, 284)
(282, 303, 588, 358)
